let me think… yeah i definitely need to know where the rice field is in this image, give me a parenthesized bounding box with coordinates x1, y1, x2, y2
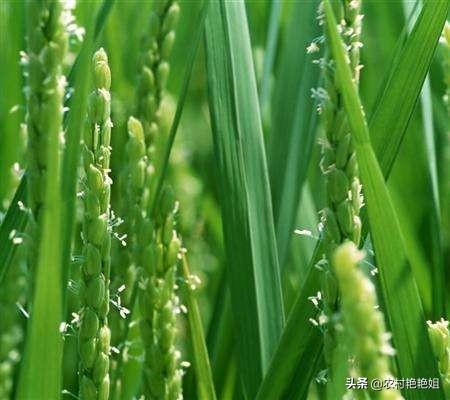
(0, 1, 449, 399)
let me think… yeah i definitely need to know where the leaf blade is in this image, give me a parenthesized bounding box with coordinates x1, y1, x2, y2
(205, 2, 285, 397)
(268, 1, 320, 267)
(370, 0, 448, 176)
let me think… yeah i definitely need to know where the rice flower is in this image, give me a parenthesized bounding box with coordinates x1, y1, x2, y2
(316, 0, 364, 385)
(139, 186, 183, 399)
(136, 0, 180, 152)
(333, 242, 403, 400)
(78, 48, 112, 400)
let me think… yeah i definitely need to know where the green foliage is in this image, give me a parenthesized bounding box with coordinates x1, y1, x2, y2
(0, 1, 24, 208)
(268, 1, 320, 268)
(204, 2, 284, 397)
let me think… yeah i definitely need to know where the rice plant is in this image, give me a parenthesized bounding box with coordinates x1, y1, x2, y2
(0, 1, 448, 400)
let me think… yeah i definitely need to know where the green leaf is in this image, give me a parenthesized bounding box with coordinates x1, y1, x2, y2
(256, 243, 325, 400)
(17, 168, 63, 398)
(419, 79, 445, 314)
(256, 2, 448, 398)
(268, 1, 320, 267)
(0, 1, 24, 205)
(205, 283, 234, 397)
(259, 0, 282, 115)
(370, 0, 448, 177)
(402, 0, 445, 318)
(322, 1, 444, 398)
(182, 256, 217, 400)
(205, 2, 285, 397)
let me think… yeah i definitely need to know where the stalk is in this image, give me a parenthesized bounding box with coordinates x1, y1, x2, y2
(132, 4, 182, 397)
(78, 48, 112, 400)
(332, 242, 403, 400)
(25, 0, 66, 281)
(314, 0, 364, 392)
(17, 1, 66, 397)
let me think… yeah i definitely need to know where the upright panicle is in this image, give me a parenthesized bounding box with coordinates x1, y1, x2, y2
(112, 0, 180, 319)
(313, 0, 365, 392)
(111, 2, 183, 398)
(78, 48, 113, 400)
(136, 0, 180, 152)
(139, 186, 183, 399)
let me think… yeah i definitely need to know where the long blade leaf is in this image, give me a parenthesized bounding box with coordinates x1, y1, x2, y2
(259, 0, 282, 114)
(268, 1, 320, 267)
(370, 0, 448, 176)
(205, 2, 285, 397)
(403, 0, 444, 319)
